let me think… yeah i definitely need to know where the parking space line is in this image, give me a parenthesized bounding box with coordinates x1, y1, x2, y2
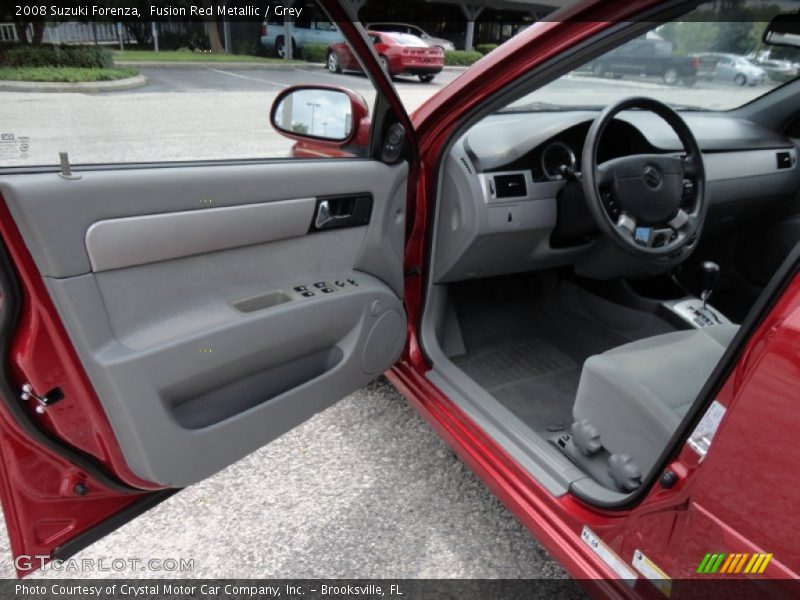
(208, 68, 289, 88)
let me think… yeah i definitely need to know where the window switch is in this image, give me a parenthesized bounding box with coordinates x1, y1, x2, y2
(302, 291, 315, 298)
(293, 285, 308, 292)
(321, 287, 335, 294)
(335, 280, 346, 287)
(313, 282, 327, 288)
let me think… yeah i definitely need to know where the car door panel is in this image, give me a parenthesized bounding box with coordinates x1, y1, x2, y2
(0, 159, 409, 487)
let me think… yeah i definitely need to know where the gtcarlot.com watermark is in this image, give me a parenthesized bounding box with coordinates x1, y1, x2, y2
(15, 554, 195, 573)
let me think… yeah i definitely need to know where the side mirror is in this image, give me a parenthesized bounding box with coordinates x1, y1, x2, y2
(270, 85, 370, 152)
(764, 14, 800, 48)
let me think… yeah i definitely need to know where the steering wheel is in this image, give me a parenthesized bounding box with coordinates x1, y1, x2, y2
(582, 97, 707, 261)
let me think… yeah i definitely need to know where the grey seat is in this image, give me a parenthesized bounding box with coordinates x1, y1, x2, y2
(572, 324, 739, 474)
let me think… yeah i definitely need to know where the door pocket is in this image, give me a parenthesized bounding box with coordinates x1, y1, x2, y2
(169, 346, 343, 430)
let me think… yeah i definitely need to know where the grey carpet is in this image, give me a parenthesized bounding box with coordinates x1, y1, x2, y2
(453, 339, 579, 433)
(449, 274, 675, 434)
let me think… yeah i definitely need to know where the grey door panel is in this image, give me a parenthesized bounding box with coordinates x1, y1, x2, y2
(85, 197, 316, 272)
(0, 160, 408, 487)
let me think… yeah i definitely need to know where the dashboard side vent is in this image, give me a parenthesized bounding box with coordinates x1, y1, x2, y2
(460, 157, 474, 174)
(776, 151, 793, 170)
(493, 174, 527, 199)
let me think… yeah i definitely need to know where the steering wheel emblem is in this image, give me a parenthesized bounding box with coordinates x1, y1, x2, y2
(643, 165, 662, 189)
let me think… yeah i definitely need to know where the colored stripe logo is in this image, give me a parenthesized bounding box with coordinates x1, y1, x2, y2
(697, 552, 773, 574)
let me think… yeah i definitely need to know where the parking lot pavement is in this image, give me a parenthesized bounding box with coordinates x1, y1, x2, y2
(0, 379, 567, 579)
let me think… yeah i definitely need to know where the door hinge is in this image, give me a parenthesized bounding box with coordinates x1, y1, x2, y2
(20, 383, 64, 414)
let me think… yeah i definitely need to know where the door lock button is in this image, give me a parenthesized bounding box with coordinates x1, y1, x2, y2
(313, 282, 328, 288)
(293, 285, 308, 292)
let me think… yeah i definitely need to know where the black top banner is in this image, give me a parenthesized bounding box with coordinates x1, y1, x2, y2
(2, 0, 798, 23)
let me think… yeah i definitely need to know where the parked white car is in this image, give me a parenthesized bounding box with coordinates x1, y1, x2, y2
(698, 52, 767, 86)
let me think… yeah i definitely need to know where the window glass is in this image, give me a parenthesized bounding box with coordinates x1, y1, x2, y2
(0, 1, 384, 168)
(503, 1, 800, 113)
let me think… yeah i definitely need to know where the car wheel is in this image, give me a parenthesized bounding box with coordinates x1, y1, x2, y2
(275, 37, 296, 59)
(662, 67, 679, 85)
(378, 54, 394, 80)
(327, 52, 341, 73)
(419, 74, 435, 83)
(734, 73, 747, 86)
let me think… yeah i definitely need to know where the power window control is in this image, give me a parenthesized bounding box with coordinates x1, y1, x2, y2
(347, 278, 358, 286)
(293, 285, 308, 292)
(313, 282, 328, 289)
(335, 280, 346, 287)
(302, 291, 315, 298)
(321, 287, 335, 294)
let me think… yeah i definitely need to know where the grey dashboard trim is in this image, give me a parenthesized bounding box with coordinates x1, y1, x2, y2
(468, 111, 795, 172)
(85, 198, 315, 272)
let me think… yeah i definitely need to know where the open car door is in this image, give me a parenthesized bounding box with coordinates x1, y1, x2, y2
(0, 4, 415, 576)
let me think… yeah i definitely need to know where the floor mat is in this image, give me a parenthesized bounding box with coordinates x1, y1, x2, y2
(449, 274, 676, 434)
(453, 339, 579, 432)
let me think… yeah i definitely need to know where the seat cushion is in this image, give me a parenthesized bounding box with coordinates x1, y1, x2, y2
(573, 324, 739, 472)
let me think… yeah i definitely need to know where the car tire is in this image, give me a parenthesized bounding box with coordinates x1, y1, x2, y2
(378, 55, 391, 74)
(734, 73, 747, 86)
(419, 74, 435, 83)
(275, 37, 296, 59)
(327, 52, 341, 73)
(662, 67, 679, 85)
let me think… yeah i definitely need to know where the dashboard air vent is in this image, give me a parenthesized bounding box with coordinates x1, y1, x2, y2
(493, 174, 527, 199)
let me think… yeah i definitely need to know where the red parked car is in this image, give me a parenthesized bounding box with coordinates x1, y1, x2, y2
(1, 0, 800, 596)
(327, 31, 444, 82)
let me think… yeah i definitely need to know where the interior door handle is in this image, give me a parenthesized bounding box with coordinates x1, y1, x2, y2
(315, 200, 352, 229)
(311, 194, 373, 232)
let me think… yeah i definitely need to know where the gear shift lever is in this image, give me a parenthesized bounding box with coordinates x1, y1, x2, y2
(701, 261, 720, 309)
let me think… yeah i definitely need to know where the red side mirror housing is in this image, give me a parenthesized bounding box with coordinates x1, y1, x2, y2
(270, 85, 371, 157)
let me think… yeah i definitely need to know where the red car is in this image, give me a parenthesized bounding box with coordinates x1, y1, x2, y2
(1, 0, 800, 596)
(327, 31, 444, 82)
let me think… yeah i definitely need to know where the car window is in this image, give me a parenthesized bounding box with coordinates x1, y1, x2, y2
(502, 0, 800, 113)
(0, 0, 380, 167)
(386, 33, 429, 47)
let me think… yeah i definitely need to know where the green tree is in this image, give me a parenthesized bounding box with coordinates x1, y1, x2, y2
(659, 21, 719, 54)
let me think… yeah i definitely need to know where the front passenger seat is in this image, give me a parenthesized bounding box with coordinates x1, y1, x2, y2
(572, 324, 739, 478)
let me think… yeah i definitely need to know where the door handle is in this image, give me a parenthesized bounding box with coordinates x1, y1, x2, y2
(315, 200, 352, 229)
(311, 194, 373, 231)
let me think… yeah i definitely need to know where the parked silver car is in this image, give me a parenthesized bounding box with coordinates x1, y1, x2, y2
(698, 52, 767, 86)
(367, 23, 455, 51)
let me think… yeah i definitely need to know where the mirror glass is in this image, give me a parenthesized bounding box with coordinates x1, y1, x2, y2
(273, 89, 353, 141)
(764, 15, 800, 48)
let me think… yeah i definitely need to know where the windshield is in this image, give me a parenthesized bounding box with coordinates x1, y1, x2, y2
(386, 33, 429, 47)
(502, 1, 800, 113)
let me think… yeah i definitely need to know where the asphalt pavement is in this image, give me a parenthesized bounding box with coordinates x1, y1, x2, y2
(0, 379, 567, 579)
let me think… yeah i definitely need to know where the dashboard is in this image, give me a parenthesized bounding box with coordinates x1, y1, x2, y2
(432, 110, 800, 283)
